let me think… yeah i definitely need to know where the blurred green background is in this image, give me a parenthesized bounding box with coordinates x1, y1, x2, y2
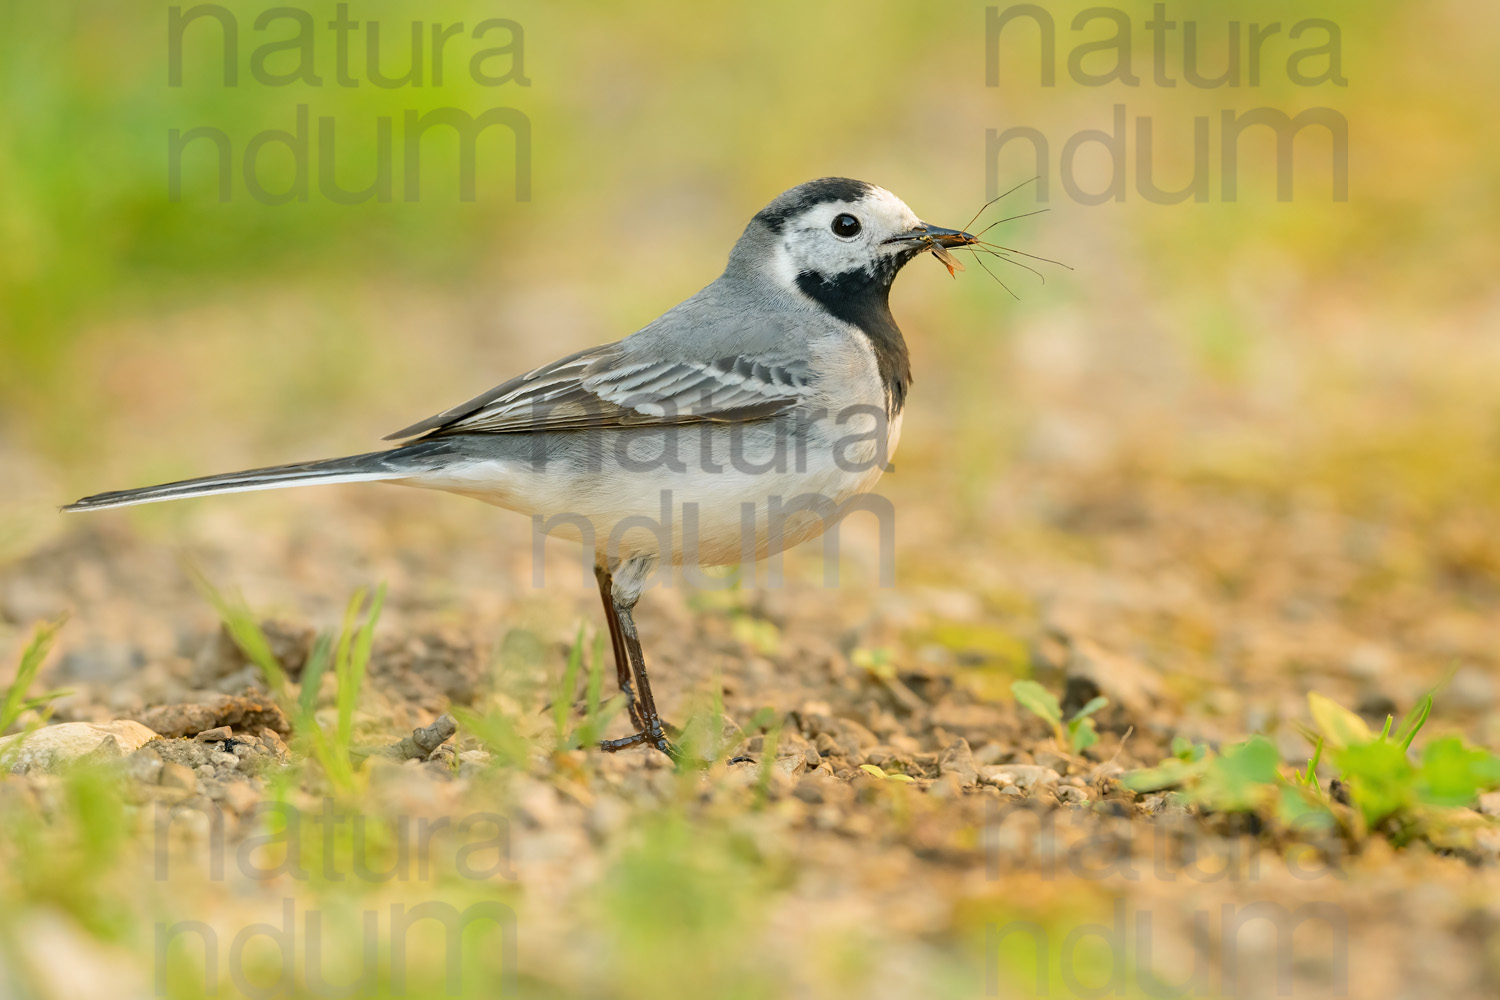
(3, 0, 1498, 529)
(3, 3, 1500, 998)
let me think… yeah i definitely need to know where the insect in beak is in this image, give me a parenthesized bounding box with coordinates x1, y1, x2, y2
(884, 224, 978, 277)
(926, 240, 965, 277)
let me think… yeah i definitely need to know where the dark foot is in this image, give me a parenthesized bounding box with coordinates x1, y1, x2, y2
(599, 719, 681, 760)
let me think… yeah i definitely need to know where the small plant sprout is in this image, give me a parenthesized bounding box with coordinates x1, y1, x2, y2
(1010, 680, 1109, 755)
(851, 646, 894, 678)
(1301, 737, 1325, 789)
(551, 622, 586, 748)
(1170, 735, 1208, 763)
(195, 574, 385, 794)
(192, 570, 292, 705)
(1126, 691, 1500, 835)
(335, 584, 386, 760)
(577, 629, 611, 747)
(298, 633, 333, 722)
(1, 615, 72, 735)
(450, 702, 529, 770)
(1306, 691, 1373, 750)
(1304, 689, 1499, 832)
(550, 624, 624, 752)
(1123, 735, 1280, 813)
(1396, 692, 1433, 752)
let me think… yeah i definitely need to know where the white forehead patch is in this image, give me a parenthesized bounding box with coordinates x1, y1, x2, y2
(794, 187, 921, 236)
(856, 186, 923, 231)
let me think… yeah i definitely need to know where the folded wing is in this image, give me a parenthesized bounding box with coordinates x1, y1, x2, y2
(385, 343, 812, 440)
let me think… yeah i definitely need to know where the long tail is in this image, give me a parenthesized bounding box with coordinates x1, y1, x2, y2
(62, 439, 459, 513)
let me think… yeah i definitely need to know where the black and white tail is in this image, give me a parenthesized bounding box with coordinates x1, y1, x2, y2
(62, 440, 457, 513)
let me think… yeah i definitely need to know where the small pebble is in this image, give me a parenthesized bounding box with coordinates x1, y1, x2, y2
(160, 762, 198, 791)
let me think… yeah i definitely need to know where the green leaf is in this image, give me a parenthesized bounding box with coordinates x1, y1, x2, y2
(1336, 739, 1415, 826)
(1070, 696, 1109, 723)
(1121, 757, 1202, 793)
(859, 764, 887, 779)
(1068, 717, 1099, 755)
(1170, 735, 1207, 762)
(885, 773, 916, 783)
(1196, 736, 1280, 812)
(1416, 736, 1500, 808)
(1276, 784, 1337, 834)
(1010, 680, 1063, 730)
(1308, 692, 1374, 750)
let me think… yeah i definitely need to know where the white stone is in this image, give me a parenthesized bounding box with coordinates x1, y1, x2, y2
(0, 720, 158, 774)
(980, 764, 1059, 790)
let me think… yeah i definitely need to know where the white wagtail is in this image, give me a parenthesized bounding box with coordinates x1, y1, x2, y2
(66, 177, 990, 759)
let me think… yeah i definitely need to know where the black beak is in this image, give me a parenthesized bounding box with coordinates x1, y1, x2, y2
(884, 223, 977, 248)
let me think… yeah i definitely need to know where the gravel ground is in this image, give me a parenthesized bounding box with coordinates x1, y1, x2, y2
(2, 448, 1498, 999)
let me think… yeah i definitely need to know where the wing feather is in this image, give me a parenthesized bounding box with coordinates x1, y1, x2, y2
(385, 343, 812, 441)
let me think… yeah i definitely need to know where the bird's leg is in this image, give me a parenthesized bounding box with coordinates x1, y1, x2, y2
(594, 567, 680, 760)
(594, 563, 644, 733)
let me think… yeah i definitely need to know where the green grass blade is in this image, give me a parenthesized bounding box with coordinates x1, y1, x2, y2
(573, 629, 608, 748)
(451, 704, 529, 769)
(1398, 693, 1434, 752)
(1304, 737, 1325, 787)
(553, 623, 585, 748)
(337, 584, 385, 756)
(298, 633, 333, 724)
(190, 570, 290, 705)
(1, 615, 68, 733)
(332, 586, 366, 752)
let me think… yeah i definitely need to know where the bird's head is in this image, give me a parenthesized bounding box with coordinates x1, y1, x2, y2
(730, 177, 977, 296)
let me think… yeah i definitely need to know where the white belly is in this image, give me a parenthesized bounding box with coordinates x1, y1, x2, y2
(406, 410, 903, 568)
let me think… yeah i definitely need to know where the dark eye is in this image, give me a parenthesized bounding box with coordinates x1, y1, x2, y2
(831, 213, 862, 238)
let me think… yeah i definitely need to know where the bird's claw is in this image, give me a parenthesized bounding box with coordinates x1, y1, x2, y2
(598, 718, 681, 761)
